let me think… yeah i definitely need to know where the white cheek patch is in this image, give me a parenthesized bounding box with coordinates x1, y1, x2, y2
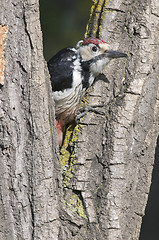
(90, 58, 110, 75)
(79, 46, 92, 61)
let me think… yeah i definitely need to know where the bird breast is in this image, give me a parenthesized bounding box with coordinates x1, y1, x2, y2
(53, 82, 83, 125)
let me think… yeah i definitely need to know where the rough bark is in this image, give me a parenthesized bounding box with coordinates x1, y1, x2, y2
(59, 0, 159, 239)
(71, 0, 159, 239)
(0, 0, 61, 239)
(0, 0, 159, 240)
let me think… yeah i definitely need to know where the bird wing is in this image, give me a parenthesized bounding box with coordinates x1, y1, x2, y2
(47, 47, 77, 92)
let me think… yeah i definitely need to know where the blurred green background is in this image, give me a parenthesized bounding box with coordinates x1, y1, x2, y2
(40, 0, 92, 61)
(39, 1, 159, 239)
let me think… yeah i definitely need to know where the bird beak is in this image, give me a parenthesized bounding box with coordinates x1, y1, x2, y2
(104, 50, 127, 58)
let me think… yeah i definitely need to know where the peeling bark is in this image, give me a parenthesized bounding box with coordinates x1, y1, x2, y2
(0, 25, 8, 86)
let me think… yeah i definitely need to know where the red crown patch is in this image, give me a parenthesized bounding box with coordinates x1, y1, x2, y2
(82, 37, 107, 45)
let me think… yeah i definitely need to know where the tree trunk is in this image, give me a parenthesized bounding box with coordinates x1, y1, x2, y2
(0, 0, 61, 239)
(60, 0, 159, 239)
(0, 0, 159, 240)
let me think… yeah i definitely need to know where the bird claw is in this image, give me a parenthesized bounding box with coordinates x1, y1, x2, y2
(75, 104, 105, 123)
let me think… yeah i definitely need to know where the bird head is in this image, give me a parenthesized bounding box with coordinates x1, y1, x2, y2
(76, 37, 127, 76)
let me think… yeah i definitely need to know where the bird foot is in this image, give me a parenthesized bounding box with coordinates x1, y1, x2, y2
(75, 104, 105, 122)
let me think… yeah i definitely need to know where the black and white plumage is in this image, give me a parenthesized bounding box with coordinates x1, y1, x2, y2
(48, 37, 127, 146)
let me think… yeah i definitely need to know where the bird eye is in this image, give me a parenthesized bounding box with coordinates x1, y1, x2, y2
(92, 46, 98, 52)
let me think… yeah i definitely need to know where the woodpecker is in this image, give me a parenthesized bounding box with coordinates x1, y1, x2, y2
(48, 37, 127, 146)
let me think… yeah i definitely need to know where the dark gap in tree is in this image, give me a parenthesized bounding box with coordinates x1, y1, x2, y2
(39, 0, 92, 61)
(139, 136, 159, 240)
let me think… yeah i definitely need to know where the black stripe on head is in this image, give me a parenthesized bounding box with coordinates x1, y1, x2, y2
(82, 69, 90, 90)
(80, 60, 90, 90)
